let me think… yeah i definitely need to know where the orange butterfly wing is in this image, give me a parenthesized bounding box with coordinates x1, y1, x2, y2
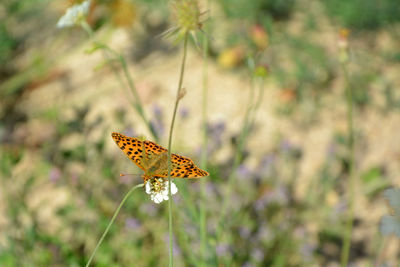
(111, 132, 209, 178)
(169, 154, 209, 178)
(111, 132, 148, 171)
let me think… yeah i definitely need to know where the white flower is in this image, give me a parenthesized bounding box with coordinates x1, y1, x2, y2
(145, 179, 178, 204)
(57, 0, 91, 28)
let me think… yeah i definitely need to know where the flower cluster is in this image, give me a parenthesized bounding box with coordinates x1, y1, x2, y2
(145, 178, 178, 204)
(57, 0, 91, 29)
(168, 0, 204, 42)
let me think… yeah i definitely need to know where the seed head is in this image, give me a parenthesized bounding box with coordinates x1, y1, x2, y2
(169, 0, 204, 41)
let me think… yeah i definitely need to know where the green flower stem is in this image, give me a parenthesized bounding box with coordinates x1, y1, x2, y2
(80, 21, 158, 142)
(249, 77, 266, 126)
(80, 21, 94, 36)
(214, 71, 265, 263)
(218, 74, 255, 219)
(85, 183, 144, 267)
(118, 54, 160, 141)
(200, 2, 210, 264)
(340, 57, 355, 267)
(167, 34, 189, 267)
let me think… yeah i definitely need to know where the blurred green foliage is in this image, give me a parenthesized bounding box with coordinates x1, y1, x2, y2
(0, 24, 17, 67)
(324, 0, 400, 30)
(216, 0, 295, 21)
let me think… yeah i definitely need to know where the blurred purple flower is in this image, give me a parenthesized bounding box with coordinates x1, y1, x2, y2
(152, 104, 163, 118)
(332, 200, 347, 217)
(239, 226, 251, 239)
(164, 234, 181, 256)
(257, 224, 273, 242)
(274, 186, 289, 204)
(237, 164, 252, 178)
(197, 121, 226, 157)
(254, 197, 264, 211)
(207, 121, 225, 140)
(254, 185, 289, 211)
(300, 243, 315, 259)
(183, 223, 197, 237)
(326, 143, 336, 160)
(49, 167, 62, 183)
(140, 202, 158, 216)
(150, 120, 165, 138)
(280, 139, 293, 152)
(216, 243, 230, 256)
(205, 181, 216, 196)
(150, 104, 165, 137)
(251, 248, 264, 262)
(256, 154, 276, 177)
(123, 127, 136, 137)
(179, 106, 190, 119)
(125, 217, 141, 230)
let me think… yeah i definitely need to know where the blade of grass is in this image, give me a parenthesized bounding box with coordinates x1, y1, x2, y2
(200, 0, 211, 264)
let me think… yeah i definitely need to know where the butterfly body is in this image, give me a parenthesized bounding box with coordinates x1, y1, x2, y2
(111, 132, 209, 182)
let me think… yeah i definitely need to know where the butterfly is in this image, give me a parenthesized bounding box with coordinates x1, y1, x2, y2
(111, 132, 209, 182)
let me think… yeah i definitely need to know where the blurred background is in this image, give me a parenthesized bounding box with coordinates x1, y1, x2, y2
(1, 0, 400, 266)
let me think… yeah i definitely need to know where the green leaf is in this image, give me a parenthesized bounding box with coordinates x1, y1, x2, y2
(361, 167, 389, 197)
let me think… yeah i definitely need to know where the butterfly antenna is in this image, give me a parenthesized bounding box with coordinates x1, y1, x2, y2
(120, 173, 142, 178)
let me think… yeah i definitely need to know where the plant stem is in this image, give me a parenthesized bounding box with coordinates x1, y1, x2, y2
(86, 183, 144, 267)
(167, 34, 189, 267)
(200, 2, 210, 264)
(214, 71, 266, 266)
(213, 66, 266, 265)
(81, 21, 158, 141)
(118, 54, 159, 140)
(340, 59, 355, 267)
(218, 73, 255, 221)
(249, 77, 266, 126)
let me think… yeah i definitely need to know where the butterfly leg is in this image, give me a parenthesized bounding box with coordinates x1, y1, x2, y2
(154, 177, 164, 187)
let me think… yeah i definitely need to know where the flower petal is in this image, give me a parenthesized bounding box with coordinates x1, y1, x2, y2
(171, 182, 178, 195)
(145, 182, 151, 194)
(153, 193, 165, 204)
(163, 194, 169, 201)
